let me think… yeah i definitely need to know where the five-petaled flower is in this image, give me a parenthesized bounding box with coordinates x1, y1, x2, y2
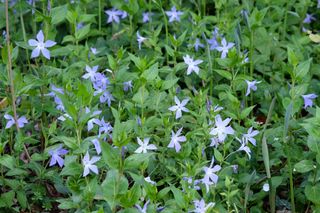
(134, 137, 157, 153)
(105, 8, 123, 23)
(243, 127, 259, 146)
(82, 65, 98, 81)
(82, 151, 100, 177)
(209, 114, 234, 142)
(245, 80, 261, 96)
(135, 200, 150, 213)
(48, 145, 68, 167)
(237, 137, 252, 159)
(165, 6, 183, 22)
(137, 31, 147, 50)
(168, 127, 186, 152)
(193, 199, 215, 213)
(183, 55, 203, 75)
(4, 114, 28, 129)
(28, 30, 56, 59)
(168, 96, 190, 119)
(142, 12, 153, 23)
(202, 158, 221, 193)
(216, 38, 234, 59)
(302, 94, 318, 109)
(303, 13, 316, 24)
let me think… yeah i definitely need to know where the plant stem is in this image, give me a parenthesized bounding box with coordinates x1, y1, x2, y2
(98, 0, 102, 31)
(5, 0, 31, 161)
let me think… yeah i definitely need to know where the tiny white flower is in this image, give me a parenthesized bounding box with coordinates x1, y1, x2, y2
(168, 96, 190, 119)
(134, 137, 157, 154)
(183, 55, 203, 75)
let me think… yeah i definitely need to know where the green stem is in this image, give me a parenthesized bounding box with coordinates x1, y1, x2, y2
(98, 0, 102, 31)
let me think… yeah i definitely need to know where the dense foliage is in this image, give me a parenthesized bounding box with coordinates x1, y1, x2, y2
(1, 0, 320, 212)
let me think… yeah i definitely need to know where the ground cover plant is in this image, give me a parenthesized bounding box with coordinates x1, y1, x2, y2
(1, 0, 320, 212)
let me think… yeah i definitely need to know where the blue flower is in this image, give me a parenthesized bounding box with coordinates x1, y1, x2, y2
(82, 152, 100, 177)
(165, 6, 183, 22)
(48, 145, 68, 167)
(28, 30, 56, 59)
(4, 114, 28, 129)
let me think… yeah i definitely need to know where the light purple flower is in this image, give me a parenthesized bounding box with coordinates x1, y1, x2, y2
(144, 176, 156, 185)
(105, 8, 123, 23)
(193, 199, 215, 213)
(245, 80, 261, 96)
(91, 138, 101, 154)
(4, 114, 28, 129)
(207, 29, 220, 50)
(183, 55, 203, 75)
(28, 30, 56, 59)
(82, 151, 100, 177)
(243, 127, 259, 146)
(318, 0, 320, 8)
(137, 31, 147, 50)
(302, 94, 317, 109)
(99, 90, 114, 106)
(90, 47, 98, 55)
(94, 117, 113, 138)
(142, 12, 153, 23)
(216, 38, 234, 59)
(168, 96, 190, 119)
(123, 80, 133, 92)
(194, 38, 204, 52)
(48, 145, 68, 167)
(165, 6, 183, 22)
(168, 127, 186, 152)
(82, 65, 98, 81)
(202, 158, 221, 193)
(303, 13, 316, 24)
(134, 137, 157, 154)
(209, 114, 234, 142)
(135, 200, 149, 213)
(237, 137, 252, 159)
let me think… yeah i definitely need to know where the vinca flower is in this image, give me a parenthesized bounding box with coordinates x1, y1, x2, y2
(236, 137, 252, 159)
(303, 13, 316, 24)
(165, 6, 183, 22)
(28, 30, 56, 59)
(82, 152, 100, 177)
(142, 12, 153, 23)
(194, 38, 204, 52)
(105, 8, 123, 23)
(168, 127, 186, 152)
(4, 114, 28, 129)
(193, 199, 215, 213)
(94, 117, 113, 139)
(245, 80, 261, 96)
(137, 31, 147, 50)
(90, 47, 98, 55)
(91, 139, 101, 154)
(134, 137, 157, 153)
(48, 145, 68, 167)
(144, 176, 156, 185)
(168, 96, 190, 119)
(302, 94, 317, 109)
(135, 200, 149, 213)
(82, 65, 98, 81)
(216, 38, 234, 58)
(202, 158, 221, 193)
(243, 127, 259, 146)
(183, 55, 203, 75)
(209, 114, 234, 142)
(123, 80, 133, 92)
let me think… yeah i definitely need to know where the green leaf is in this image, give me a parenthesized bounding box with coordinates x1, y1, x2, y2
(294, 160, 314, 173)
(17, 191, 27, 209)
(240, 105, 255, 119)
(124, 153, 154, 170)
(121, 183, 141, 207)
(214, 149, 223, 162)
(102, 169, 128, 209)
(305, 184, 320, 205)
(51, 4, 68, 25)
(101, 142, 120, 169)
(0, 154, 15, 169)
(213, 69, 232, 80)
(75, 24, 91, 41)
(60, 162, 82, 176)
(294, 58, 312, 81)
(132, 86, 149, 106)
(141, 63, 159, 81)
(170, 186, 186, 209)
(161, 78, 179, 90)
(0, 191, 15, 208)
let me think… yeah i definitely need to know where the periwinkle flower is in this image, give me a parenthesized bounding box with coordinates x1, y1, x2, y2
(142, 12, 153, 23)
(202, 158, 221, 193)
(168, 127, 186, 152)
(94, 117, 113, 138)
(193, 199, 215, 213)
(28, 30, 56, 59)
(91, 138, 101, 154)
(183, 55, 203, 75)
(194, 38, 204, 52)
(135, 200, 150, 213)
(123, 80, 133, 92)
(209, 114, 234, 143)
(168, 96, 190, 119)
(237, 137, 252, 159)
(4, 114, 28, 129)
(302, 94, 317, 109)
(303, 13, 316, 24)
(90, 47, 98, 55)
(243, 127, 259, 146)
(165, 6, 183, 22)
(105, 8, 123, 24)
(48, 145, 68, 167)
(99, 90, 114, 106)
(144, 176, 156, 185)
(216, 38, 234, 59)
(82, 152, 100, 177)
(82, 65, 98, 81)
(134, 137, 157, 154)
(245, 80, 261, 96)
(137, 31, 147, 50)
